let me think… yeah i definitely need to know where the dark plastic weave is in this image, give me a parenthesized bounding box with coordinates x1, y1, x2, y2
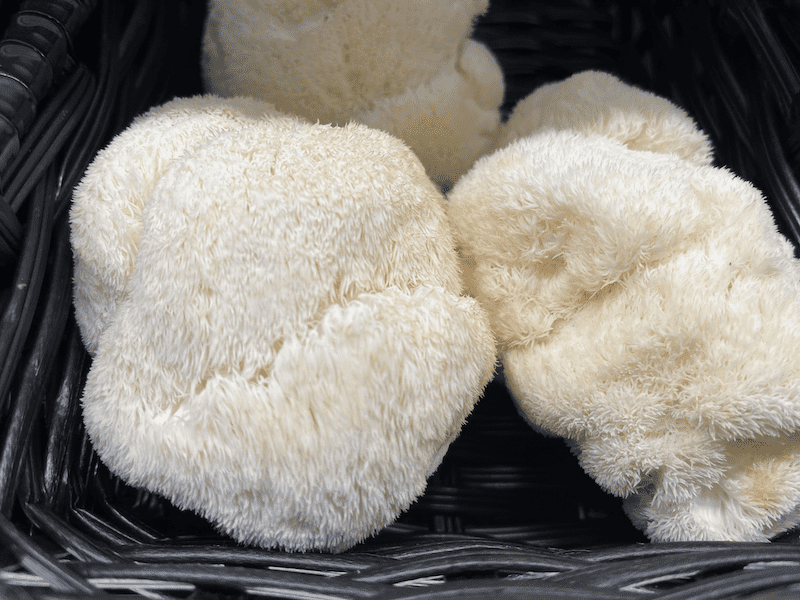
(1, 1, 799, 598)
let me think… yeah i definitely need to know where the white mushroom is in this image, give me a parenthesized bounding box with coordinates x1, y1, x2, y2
(201, 0, 504, 187)
(76, 115, 496, 552)
(70, 95, 285, 354)
(498, 70, 714, 165)
(447, 128, 800, 542)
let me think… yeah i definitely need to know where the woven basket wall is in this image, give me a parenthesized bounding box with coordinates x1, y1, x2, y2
(0, 1, 799, 598)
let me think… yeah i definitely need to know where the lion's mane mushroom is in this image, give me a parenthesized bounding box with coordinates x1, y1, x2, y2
(448, 74, 800, 542)
(74, 112, 496, 552)
(498, 70, 714, 165)
(70, 95, 286, 355)
(201, 0, 504, 187)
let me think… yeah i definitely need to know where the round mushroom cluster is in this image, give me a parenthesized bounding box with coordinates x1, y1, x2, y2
(72, 97, 496, 552)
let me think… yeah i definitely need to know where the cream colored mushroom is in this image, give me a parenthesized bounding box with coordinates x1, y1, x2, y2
(70, 95, 285, 355)
(498, 70, 714, 165)
(201, 0, 504, 187)
(76, 114, 495, 552)
(448, 127, 800, 542)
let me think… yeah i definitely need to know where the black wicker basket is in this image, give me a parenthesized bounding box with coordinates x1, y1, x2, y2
(1, 1, 799, 598)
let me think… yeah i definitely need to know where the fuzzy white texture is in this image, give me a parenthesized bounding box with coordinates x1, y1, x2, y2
(70, 95, 285, 355)
(78, 117, 496, 552)
(498, 70, 714, 166)
(447, 129, 800, 542)
(201, 0, 504, 187)
(354, 39, 503, 187)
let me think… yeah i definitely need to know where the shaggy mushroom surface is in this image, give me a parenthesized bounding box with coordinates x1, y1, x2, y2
(74, 112, 495, 551)
(201, 0, 504, 187)
(71, 95, 284, 355)
(447, 128, 800, 542)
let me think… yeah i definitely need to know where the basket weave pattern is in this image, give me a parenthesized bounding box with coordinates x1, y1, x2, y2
(1, 1, 799, 598)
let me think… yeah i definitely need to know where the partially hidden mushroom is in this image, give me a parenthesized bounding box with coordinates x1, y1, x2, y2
(201, 0, 505, 187)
